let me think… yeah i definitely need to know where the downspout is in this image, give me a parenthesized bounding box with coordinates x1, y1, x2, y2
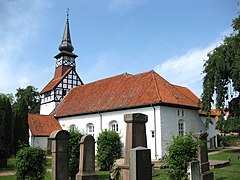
(99, 112, 102, 131)
(151, 104, 158, 160)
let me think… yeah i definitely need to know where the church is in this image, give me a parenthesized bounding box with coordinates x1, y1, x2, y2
(28, 16, 217, 159)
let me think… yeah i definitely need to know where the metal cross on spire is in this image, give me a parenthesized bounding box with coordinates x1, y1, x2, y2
(66, 8, 70, 20)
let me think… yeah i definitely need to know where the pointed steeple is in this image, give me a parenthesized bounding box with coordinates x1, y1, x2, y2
(59, 17, 74, 52)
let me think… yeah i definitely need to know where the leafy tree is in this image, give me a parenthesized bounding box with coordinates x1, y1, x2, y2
(164, 133, 199, 180)
(201, 15, 240, 113)
(13, 86, 40, 114)
(222, 117, 240, 133)
(0, 94, 13, 167)
(69, 129, 83, 180)
(96, 130, 122, 171)
(15, 146, 46, 180)
(13, 99, 29, 153)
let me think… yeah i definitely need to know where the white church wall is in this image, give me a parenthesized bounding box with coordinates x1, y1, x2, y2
(57, 105, 204, 159)
(160, 106, 206, 156)
(40, 101, 56, 115)
(32, 136, 48, 150)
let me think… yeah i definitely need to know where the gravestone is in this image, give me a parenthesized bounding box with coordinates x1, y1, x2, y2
(49, 130, 70, 180)
(76, 135, 98, 180)
(129, 147, 152, 180)
(188, 161, 200, 180)
(121, 113, 148, 180)
(195, 132, 214, 180)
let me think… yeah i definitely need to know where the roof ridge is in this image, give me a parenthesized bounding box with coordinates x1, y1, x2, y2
(151, 71, 162, 102)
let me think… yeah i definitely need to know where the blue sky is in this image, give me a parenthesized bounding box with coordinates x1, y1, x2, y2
(0, 0, 238, 97)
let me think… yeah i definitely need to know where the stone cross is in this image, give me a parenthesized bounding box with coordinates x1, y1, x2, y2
(76, 135, 98, 180)
(49, 130, 70, 180)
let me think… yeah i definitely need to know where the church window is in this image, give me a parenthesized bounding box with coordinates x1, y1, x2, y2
(70, 124, 77, 131)
(86, 123, 94, 136)
(178, 119, 185, 136)
(109, 120, 118, 132)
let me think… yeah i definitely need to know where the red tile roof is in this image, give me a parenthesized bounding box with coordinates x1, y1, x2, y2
(28, 114, 62, 136)
(40, 68, 71, 94)
(51, 70, 199, 117)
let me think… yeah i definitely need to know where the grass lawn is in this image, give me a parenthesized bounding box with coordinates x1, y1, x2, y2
(208, 149, 240, 180)
(1, 149, 239, 180)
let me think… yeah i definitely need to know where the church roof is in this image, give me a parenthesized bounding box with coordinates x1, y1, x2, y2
(51, 70, 199, 117)
(40, 68, 71, 94)
(28, 114, 62, 136)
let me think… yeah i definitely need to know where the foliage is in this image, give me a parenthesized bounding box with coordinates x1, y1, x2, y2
(164, 133, 199, 180)
(218, 135, 240, 146)
(13, 86, 40, 114)
(96, 130, 122, 171)
(223, 117, 240, 133)
(0, 94, 13, 167)
(201, 15, 240, 113)
(13, 99, 29, 153)
(15, 146, 46, 180)
(69, 129, 83, 180)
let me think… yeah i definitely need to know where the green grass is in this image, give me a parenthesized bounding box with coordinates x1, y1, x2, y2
(1, 149, 240, 180)
(208, 149, 240, 180)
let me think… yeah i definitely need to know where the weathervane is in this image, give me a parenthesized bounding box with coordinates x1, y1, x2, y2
(66, 8, 70, 20)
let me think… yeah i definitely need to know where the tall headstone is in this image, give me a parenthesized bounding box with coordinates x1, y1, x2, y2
(188, 161, 200, 180)
(49, 130, 70, 180)
(121, 113, 148, 180)
(76, 135, 98, 180)
(129, 147, 152, 180)
(195, 132, 214, 180)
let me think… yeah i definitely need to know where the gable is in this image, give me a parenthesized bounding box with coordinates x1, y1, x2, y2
(51, 70, 199, 117)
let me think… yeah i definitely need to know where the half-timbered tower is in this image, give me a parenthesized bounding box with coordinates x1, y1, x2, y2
(40, 17, 83, 115)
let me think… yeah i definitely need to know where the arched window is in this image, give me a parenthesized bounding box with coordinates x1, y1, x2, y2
(109, 120, 118, 132)
(86, 123, 94, 136)
(178, 119, 185, 136)
(69, 124, 77, 131)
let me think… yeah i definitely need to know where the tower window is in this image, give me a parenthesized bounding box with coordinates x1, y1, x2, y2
(178, 119, 185, 136)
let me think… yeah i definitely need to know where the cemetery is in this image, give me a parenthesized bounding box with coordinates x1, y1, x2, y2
(0, 113, 240, 179)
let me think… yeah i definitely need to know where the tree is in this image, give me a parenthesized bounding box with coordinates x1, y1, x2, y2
(201, 16, 240, 113)
(96, 130, 122, 171)
(0, 94, 13, 167)
(13, 99, 29, 153)
(14, 86, 40, 114)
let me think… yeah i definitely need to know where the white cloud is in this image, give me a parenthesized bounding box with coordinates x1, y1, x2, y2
(154, 42, 221, 97)
(107, 0, 145, 13)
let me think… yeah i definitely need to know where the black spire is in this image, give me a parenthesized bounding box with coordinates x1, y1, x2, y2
(58, 9, 74, 53)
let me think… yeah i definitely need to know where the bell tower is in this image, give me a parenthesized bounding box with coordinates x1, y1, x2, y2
(40, 13, 83, 115)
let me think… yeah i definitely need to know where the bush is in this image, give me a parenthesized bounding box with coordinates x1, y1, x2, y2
(69, 129, 83, 180)
(218, 134, 240, 146)
(15, 146, 46, 180)
(165, 133, 199, 180)
(96, 130, 122, 171)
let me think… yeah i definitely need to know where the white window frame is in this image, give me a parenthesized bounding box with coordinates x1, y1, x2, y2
(86, 123, 94, 136)
(109, 120, 119, 132)
(178, 119, 185, 136)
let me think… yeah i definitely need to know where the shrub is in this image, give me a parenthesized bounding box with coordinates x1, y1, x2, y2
(165, 133, 199, 180)
(69, 129, 83, 180)
(218, 134, 240, 146)
(15, 146, 46, 180)
(96, 130, 122, 171)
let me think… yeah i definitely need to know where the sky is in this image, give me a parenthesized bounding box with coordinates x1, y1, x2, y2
(0, 0, 238, 98)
